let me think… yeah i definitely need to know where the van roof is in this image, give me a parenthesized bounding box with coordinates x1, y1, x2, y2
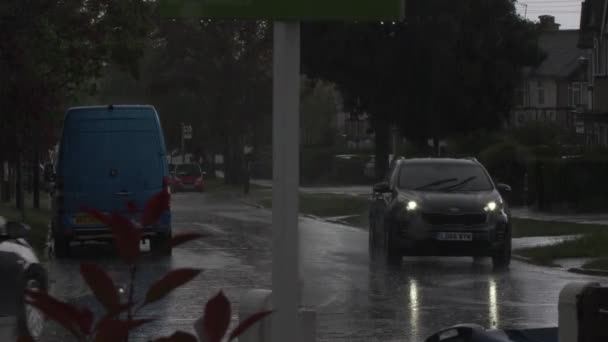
(67, 104, 155, 111)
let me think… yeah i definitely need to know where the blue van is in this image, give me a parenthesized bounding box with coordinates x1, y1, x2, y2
(51, 105, 172, 257)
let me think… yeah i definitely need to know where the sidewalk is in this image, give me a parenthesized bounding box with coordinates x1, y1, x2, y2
(511, 207, 608, 225)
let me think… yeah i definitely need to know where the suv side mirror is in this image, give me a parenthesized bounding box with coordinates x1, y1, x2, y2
(6, 221, 30, 239)
(497, 183, 512, 193)
(373, 181, 392, 194)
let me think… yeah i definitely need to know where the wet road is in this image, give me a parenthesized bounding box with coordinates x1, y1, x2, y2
(41, 192, 606, 341)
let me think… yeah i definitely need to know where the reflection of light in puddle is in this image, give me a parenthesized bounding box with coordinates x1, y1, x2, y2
(409, 279, 419, 338)
(489, 278, 499, 328)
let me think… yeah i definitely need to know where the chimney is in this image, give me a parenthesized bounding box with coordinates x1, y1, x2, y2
(539, 15, 561, 31)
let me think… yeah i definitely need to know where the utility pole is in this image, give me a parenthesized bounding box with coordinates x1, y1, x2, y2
(521, 3, 528, 19)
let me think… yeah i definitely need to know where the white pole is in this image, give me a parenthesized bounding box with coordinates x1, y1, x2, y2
(272, 21, 301, 342)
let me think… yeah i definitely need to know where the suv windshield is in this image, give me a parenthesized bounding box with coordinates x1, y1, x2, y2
(176, 164, 200, 176)
(398, 163, 494, 192)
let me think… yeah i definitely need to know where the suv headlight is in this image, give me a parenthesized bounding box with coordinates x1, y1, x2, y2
(484, 200, 502, 212)
(406, 200, 418, 211)
(397, 200, 419, 221)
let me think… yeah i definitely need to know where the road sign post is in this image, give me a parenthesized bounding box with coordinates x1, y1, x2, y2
(272, 21, 301, 342)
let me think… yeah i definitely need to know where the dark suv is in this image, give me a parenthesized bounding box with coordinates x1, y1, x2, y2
(369, 157, 512, 269)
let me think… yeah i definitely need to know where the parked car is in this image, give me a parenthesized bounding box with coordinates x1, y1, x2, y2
(170, 163, 205, 192)
(0, 217, 48, 340)
(368, 157, 512, 269)
(50, 104, 172, 257)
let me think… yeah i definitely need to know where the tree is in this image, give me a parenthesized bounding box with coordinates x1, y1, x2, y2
(0, 0, 154, 209)
(300, 76, 339, 148)
(301, 0, 544, 178)
(124, 19, 273, 185)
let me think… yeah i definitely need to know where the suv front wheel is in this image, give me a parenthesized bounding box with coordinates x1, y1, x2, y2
(383, 219, 401, 266)
(369, 201, 386, 250)
(492, 229, 512, 270)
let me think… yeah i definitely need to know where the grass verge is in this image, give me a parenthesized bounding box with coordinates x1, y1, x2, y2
(257, 193, 369, 220)
(511, 218, 605, 238)
(0, 196, 50, 257)
(582, 258, 608, 271)
(204, 178, 265, 194)
(515, 232, 608, 266)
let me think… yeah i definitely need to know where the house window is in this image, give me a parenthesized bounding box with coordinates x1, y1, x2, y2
(515, 87, 525, 107)
(515, 81, 530, 107)
(570, 82, 582, 107)
(537, 81, 545, 105)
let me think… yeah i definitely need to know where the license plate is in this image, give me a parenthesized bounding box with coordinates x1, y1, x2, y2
(437, 232, 473, 241)
(73, 215, 101, 225)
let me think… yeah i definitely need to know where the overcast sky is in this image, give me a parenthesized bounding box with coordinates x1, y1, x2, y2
(516, 0, 582, 30)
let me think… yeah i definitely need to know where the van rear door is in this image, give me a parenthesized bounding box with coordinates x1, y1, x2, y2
(60, 108, 165, 224)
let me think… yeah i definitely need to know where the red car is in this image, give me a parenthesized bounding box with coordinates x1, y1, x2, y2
(170, 163, 205, 192)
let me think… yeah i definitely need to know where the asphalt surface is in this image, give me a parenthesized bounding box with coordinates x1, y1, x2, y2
(38, 192, 606, 342)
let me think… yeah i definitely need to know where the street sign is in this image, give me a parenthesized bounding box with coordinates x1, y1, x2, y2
(182, 125, 193, 140)
(159, 0, 405, 21)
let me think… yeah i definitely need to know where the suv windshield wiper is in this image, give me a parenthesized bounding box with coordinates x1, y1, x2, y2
(414, 178, 458, 191)
(439, 176, 477, 191)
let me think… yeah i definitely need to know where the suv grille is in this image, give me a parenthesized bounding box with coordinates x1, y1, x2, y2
(422, 213, 487, 226)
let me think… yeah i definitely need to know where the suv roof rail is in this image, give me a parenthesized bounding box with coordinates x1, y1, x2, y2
(463, 156, 478, 162)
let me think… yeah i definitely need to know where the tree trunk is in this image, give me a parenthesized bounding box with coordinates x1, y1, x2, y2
(223, 142, 243, 185)
(16, 156, 24, 215)
(433, 136, 440, 157)
(33, 147, 40, 209)
(374, 119, 390, 181)
(0, 160, 7, 202)
(206, 151, 217, 179)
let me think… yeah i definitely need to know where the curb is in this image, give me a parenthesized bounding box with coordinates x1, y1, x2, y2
(239, 200, 364, 229)
(512, 253, 534, 264)
(568, 267, 608, 277)
(240, 200, 265, 210)
(512, 253, 561, 268)
(513, 253, 608, 277)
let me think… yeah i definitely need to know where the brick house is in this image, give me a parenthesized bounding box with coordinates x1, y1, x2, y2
(510, 16, 591, 139)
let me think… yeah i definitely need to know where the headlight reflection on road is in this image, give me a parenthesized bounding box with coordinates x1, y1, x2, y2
(489, 278, 499, 328)
(408, 278, 419, 339)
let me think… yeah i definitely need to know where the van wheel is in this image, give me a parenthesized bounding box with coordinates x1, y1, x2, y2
(383, 220, 401, 266)
(493, 231, 512, 270)
(151, 234, 172, 256)
(53, 236, 70, 258)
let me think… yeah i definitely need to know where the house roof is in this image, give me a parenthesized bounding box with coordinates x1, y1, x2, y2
(531, 30, 586, 78)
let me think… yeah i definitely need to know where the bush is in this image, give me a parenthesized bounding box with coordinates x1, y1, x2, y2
(21, 180, 271, 342)
(300, 147, 335, 183)
(446, 130, 503, 156)
(506, 122, 577, 147)
(480, 141, 530, 205)
(528, 153, 608, 212)
(330, 154, 371, 185)
(251, 147, 272, 179)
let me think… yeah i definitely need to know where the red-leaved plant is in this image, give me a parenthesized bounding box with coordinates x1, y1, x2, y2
(19, 179, 272, 341)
